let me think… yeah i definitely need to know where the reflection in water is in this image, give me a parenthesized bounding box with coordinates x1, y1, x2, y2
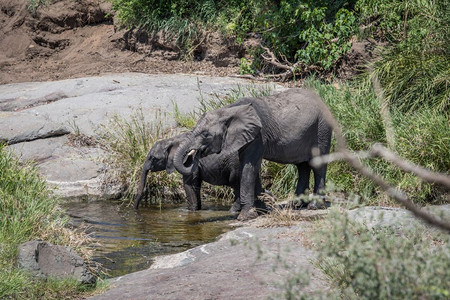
(63, 200, 233, 277)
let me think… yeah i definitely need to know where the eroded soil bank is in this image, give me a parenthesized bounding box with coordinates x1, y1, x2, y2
(0, 0, 245, 84)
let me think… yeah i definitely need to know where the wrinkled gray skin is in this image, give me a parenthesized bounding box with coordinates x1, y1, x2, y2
(173, 89, 333, 220)
(134, 133, 266, 212)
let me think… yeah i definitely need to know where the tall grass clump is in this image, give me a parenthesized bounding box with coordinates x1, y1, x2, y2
(304, 78, 448, 204)
(358, 0, 449, 114)
(0, 145, 96, 299)
(312, 208, 450, 299)
(98, 109, 184, 206)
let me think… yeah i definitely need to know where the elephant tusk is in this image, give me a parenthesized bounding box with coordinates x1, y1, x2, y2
(183, 149, 197, 165)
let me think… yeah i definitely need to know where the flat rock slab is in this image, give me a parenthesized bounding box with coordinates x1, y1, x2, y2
(89, 224, 329, 300)
(348, 204, 450, 230)
(0, 73, 281, 136)
(2, 73, 281, 200)
(0, 111, 69, 145)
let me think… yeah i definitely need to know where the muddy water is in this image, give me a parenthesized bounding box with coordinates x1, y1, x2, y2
(63, 201, 234, 277)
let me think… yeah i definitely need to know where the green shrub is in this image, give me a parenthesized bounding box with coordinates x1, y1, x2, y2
(313, 208, 450, 299)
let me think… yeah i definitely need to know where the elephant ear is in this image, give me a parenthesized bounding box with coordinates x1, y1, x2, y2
(165, 144, 177, 174)
(222, 103, 262, 151)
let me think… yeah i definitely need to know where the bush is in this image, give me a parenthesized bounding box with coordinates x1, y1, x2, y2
(111, 0, 358, 69)
(313, 208, 450, 299)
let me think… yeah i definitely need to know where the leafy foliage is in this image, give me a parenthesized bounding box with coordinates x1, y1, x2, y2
(360, 0, 450, 113)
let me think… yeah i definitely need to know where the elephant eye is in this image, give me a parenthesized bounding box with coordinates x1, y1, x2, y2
(201, 131, 210, 138)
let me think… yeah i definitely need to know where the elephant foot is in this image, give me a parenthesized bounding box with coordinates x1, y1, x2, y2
(307, 199, 331, 210)
(254, 199, 268, 213)
(237, 208, 258, 221)
(229, 202, 241, 214)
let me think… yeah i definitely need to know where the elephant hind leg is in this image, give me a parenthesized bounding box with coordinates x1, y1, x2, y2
(312, 165, 327, 194)
(295, 162, 311, 196)
(308, 165, 330, 210)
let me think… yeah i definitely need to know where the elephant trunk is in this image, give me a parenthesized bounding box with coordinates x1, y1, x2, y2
(134, 159, 152, 209)
(173, 134, 199, 176)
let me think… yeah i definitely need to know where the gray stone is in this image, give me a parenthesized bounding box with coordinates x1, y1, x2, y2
(0, 111, 69, 145)
(7, 135, 122, 200)
(18, 240, 95, 284)
(348, 204, 450, 230)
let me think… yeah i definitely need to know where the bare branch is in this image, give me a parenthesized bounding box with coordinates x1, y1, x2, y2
(311, 144, 450, 189)
(259, 45, 305, 81)
(371, 143, 450, 187)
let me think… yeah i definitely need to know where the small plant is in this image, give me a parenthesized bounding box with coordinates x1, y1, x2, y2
(27, 0, 48, 14)
(239, 58, 255, 75)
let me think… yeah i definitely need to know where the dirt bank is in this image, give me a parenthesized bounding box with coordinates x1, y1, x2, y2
(0, 0, 243, 84)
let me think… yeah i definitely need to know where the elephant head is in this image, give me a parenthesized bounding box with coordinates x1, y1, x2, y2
(134, 134, 185, 209)
(173, 103, 262, 176)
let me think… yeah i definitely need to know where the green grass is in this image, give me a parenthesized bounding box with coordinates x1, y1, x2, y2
(0, 145, 98, 299)
(305, 77, 449, 205)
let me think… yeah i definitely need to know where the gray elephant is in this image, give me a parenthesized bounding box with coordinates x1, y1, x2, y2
(134, 132, 267, 212)
(172, 88, 333, 220)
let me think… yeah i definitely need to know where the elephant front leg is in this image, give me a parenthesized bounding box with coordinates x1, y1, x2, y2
(229, 186, 241, 214)
(237, 141, 263, 221)
(183, 175, 202, 210)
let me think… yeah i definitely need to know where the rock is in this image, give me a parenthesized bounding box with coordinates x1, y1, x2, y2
(7, 135, 123, 200)
(18, 240, 95, 284)
(0, 111, 69, 145)
(347, 204, 450, 230)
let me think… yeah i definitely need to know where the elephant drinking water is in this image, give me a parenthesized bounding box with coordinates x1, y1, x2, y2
(134, 132, 267, 212)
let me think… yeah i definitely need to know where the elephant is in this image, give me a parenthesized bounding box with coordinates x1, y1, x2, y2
(134, 132, 267, 212)
(172, 88, 333, 220)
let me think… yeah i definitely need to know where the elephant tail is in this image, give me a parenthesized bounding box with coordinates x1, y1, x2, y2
(134, 159, 152, 209)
